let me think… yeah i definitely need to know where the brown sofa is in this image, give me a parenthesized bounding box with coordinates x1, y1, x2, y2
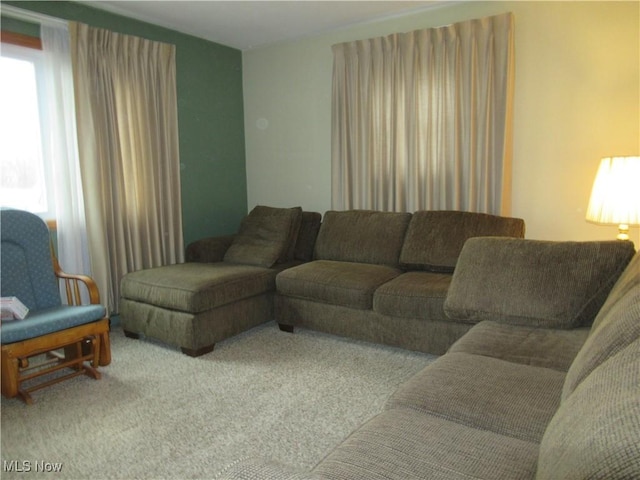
(120, 208, 522, 356)
(119, 206, 321, 356)
(216, 237, 638, 480)
(276, 209, 525, 354)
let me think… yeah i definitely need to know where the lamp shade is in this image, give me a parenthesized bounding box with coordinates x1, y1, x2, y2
(586, 156, 640, 227)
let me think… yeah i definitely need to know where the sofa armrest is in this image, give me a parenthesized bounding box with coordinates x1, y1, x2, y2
(185, 235, 236, 263)
(214, 457, 322, 480)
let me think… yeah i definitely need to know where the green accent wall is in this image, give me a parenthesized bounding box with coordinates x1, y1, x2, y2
(3, 1, 247, 247)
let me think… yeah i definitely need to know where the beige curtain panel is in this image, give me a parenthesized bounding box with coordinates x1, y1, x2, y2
(331, 13, 515, 215)
(70, 22, 184, 313)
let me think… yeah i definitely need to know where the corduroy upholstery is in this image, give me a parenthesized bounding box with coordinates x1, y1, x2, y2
(537, 338, 640, 479)
(373, 271, 452, 321)
(275, 296, 472, 355)
(276, 260, 402, 310)
(216, 244, 639, 480)
(386, 352, 564, 443)
(399, 210, 525, 272)
(223, 206, 303, 267)
(444, 237, 635, 328)
(294, 212, 322, 262)
(313, 409, 539, 480)
(120, 207, 320, 356)
(560, 250, 640, 399)
(448, 321, 590, 371)
(121, 263, 276, 313)
(277, 209, 526, 354)
(313, 210, 411, 266)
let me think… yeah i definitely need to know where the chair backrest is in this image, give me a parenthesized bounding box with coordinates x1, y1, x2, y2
(1, 209, 61, 311)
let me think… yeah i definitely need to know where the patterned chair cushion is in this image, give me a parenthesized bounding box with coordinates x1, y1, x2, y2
(1, 209, 60, 310)
(1, 305, 106, 344)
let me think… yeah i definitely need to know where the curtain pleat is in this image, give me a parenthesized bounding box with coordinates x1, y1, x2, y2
(70, 23, 184, 313)
(331, 13, 515, 215)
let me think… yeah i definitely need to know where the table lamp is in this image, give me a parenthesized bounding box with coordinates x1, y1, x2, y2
(585, 156, 640, 240)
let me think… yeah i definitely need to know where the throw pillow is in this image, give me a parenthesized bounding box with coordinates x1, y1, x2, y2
(224, 206, 302, 268)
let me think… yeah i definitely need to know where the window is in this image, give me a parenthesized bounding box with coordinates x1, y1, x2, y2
(0, 37, 56, 219)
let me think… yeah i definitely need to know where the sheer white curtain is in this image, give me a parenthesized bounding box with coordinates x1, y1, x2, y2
(70, 22, 184, 313)
(332, 13, 515, 215)
(40, 25, 92, 285)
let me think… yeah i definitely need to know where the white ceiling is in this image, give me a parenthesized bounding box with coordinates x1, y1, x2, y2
(81, 1, 443, 50)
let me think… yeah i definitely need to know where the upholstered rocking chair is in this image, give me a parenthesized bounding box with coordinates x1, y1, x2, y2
(1, 209, 111, 404)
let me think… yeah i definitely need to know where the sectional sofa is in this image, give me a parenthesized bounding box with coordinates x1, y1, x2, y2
(216, 236, 638, 480)
(120, 207, 524, 356)
(119, 206, 638, 478)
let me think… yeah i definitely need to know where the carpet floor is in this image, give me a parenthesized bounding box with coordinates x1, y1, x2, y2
(1, 322, 436, 479)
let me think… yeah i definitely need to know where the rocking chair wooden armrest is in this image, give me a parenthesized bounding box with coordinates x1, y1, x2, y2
(50, 247, 111, 367)
(50, 243, 102, 306)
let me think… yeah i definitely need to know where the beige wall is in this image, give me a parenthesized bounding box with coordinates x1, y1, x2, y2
(243, 1, 639, 244)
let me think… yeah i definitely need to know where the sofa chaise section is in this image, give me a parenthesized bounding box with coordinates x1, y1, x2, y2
(119, 206, 321, 356)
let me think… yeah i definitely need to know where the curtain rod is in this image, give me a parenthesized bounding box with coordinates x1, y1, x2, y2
(1, 4, 68, 28)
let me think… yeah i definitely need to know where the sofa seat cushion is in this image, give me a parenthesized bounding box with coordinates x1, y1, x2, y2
(276, 260, 401, 310)
(449, 321, 589, 372)
(1, 305, 106, 344)
(120, 263, 276, 313)
(373, 272, 451, 321)
(314, 409, 539, 480)
(387, 352, 565, 443)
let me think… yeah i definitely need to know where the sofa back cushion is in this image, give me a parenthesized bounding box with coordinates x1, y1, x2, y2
(314, 210, 411, 267)
(400, 210, 525, 272)
(294, 211, 322, 262)
(536, 337, 640, 479)
(444, 237, 635, 328)
(224, 206, 302, 268)
(561, 251, 639, 400)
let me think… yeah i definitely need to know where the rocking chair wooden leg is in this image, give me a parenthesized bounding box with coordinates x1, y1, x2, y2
(1, 356, 20, 399)
(1, 320, 111, 404)
(98, 332, 111, 366)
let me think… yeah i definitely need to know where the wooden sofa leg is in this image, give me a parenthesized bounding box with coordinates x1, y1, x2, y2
(278, 323, 294, 333)
(181, 344, 214, 357)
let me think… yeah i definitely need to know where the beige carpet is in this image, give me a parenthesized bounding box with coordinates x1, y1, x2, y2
(1, 322, 435, 479)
